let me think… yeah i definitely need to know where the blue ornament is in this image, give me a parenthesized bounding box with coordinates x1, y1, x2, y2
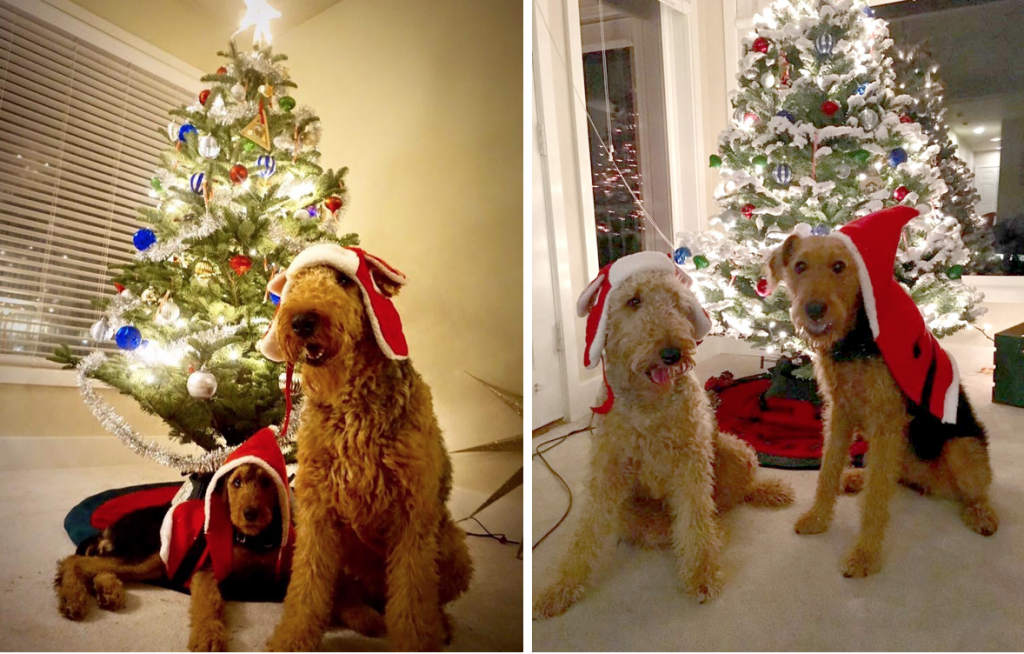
(177, 124, 197, 142)
(673, 246, 692, 265)
(270, 292, 281, 306)
(815, 32, 835, 56)
(190, 172, 205, 194)
(887, 148, 909, 168)
(857, 83, 868, 95)
(115, 325, 142, 351)
(863, 6, 875, 17)
(776, 110, 795, 123)
(812, 224, 831, 236)
(132, 228, 157, 251)
(256, 154, 277, 178)
(306, 205, 318, 218)
(773, 163, 793, 186)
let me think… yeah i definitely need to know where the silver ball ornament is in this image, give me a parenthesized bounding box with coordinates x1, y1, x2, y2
(278, 372, 302, 393)
(230, 83, 246, 102)
(815, 32, 835, 56)
(89, 318, 111, 342)
(198, 135, 221, 159)
(859, 108, 880, 131)
(157, 299, 180, 324)
(187, 370, 218, 400)
(836, 163, 852, 179)
(293, 208, 310, 220)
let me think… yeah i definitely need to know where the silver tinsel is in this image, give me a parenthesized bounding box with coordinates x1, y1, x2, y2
(137, 214, 224, 262)
(77, 349, 301, 473)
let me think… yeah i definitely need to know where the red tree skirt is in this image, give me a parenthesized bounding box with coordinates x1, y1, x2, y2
(714, 378, 866, 469)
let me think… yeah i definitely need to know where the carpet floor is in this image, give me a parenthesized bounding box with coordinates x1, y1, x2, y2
(0, 458, 522, 651)
(532, 354, 1024, 651)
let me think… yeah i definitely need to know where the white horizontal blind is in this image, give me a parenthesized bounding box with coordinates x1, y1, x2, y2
(0, 0, 192, 361)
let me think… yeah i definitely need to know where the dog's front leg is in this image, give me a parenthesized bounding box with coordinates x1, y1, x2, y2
(385, 513, 444, 651)
(533, 443, 626, 619)
(668, 461, 722, 603)
(796, 404, 854, 535)
(266, 479, 343, 652)
(187, 569, 227, 652)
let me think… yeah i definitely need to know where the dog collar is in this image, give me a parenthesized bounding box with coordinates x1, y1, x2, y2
(234, 528, 280, 551)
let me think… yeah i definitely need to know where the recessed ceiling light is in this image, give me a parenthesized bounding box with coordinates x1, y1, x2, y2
(991, 137, 1001, 142)
(973, 126, 985, 134)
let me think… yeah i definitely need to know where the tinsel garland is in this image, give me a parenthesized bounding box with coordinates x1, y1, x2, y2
(76, 345, 301, 474)
(137, 213, 225, 262)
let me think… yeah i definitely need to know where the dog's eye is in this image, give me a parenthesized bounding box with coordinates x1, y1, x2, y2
(832, 261, 846, 274)
(232, 477, 242, 488)
(335, 272, 351, 287)
(627, 296, 642, 309)
(794, 261, 807, 274)
(260, 477, 271, 489)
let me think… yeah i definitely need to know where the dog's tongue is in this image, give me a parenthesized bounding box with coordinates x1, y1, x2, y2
(650, 365, 673, 386)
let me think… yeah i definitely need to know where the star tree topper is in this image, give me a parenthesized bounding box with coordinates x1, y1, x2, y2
(234, 0, 281, 46)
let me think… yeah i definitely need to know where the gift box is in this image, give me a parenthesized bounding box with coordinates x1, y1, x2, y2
(993, 322, 1024, 408)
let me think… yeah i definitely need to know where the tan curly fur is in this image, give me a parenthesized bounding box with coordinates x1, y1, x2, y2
(767, 234, 997, 578)
(533, 269, 793, 619)
(264, 264, 472, 652)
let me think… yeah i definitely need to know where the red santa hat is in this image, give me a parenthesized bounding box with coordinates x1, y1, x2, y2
(577, 251, 712, 370)
(159, 428, 295, 585)
(833, 206, 959, 424)
(259, 245, 409, 362)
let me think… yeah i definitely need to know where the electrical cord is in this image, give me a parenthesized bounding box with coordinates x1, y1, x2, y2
(458, 516, 521, 547)
(531, 416, 594, 551)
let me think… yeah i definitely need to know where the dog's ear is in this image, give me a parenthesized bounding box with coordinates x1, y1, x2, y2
(370, 268, 402, 298)
(764, 234, 800, 293)
(362, 252, 407, 299)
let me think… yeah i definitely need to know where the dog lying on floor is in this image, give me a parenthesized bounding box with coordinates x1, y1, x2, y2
(258, 245, 473, 652)
(534, 252, 793, 619)
(765, 207, 997, 578)
(54, 428, 375, 651)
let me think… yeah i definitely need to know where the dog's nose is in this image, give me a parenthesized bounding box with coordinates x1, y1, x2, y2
(291, 312, 319, 338)
(243, 508, 259, 522)
(805, 301, 828, 321)
(660, 347, 682, 365)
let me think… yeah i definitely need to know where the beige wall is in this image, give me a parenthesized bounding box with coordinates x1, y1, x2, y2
(698, 1, 729, 217)
(274, 0, 524, 487)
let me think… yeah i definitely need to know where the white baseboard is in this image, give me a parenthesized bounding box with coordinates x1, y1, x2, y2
(0, 435, 199, 472)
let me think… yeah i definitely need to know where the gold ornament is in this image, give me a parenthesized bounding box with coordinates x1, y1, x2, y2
(241, 100, 272, 151)
(258, 84, 274, 98)
(194, 260, 216, 281)
(141, 288, 158, 304)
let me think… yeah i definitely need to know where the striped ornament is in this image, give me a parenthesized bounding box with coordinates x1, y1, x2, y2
(257, 155, 277, 178)
(815, 32, 834, 56)
(773, 163, 792, 186)
(189, 172, 205, 194)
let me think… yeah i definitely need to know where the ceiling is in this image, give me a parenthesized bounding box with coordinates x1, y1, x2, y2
(67, 0, 344, 72)
(876, 0, 1024, 153)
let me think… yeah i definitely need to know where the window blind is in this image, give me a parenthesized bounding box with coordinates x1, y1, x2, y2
(0, 0, 192, 362)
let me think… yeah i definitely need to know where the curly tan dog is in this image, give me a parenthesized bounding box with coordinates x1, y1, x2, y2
(534, 253, 793, 619)
(259, 245, 472, 651)
(766, 216, 997, 578)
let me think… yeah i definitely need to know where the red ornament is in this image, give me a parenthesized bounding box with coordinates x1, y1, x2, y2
(753, 37, 769, 54)
(744, 112, 760, 124)
(900, 114, 913, 124)
(324, 196, 344, 214)
(199, 89, 211, 106)
(229, 164, 248, 185)
(741, 204, 756, 219)
(229, 255, 253, 276)
(821, 100, 840, 116)
(893, 186, 910, 202)
(113, 282, 126, 294)
(756, 278, 771, 297)
(216, 66, 227, 75)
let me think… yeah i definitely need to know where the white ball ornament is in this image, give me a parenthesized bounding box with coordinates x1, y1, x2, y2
(187, 370, 218, 400)
(836, 163, 852, 179)
(230, 83, 246, 102)
(89, 318, 112, 342)
(156, 299, 180, 324)
(198, 135, 221, 159)
(859, 108, 880, 131)
(761, 71, 776, 88)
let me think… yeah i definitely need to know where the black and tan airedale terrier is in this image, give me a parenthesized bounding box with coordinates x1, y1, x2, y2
(259, 244, 472, 652)
(766, 206, 997, 578)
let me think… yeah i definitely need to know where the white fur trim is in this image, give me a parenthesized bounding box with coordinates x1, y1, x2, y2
(943, 355, 960, 425)
(203, 455, 291, 548)
(832, 231, 879, 338)
(158, 504, 175, 567)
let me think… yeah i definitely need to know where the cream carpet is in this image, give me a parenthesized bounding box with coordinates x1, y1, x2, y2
(0, 458, 522, 651)
(532, 354, 1024, 651)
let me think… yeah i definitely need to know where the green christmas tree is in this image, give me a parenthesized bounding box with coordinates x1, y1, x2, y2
(890, 42, 1000, 274)
(677, 0, 984, 356)
(52, 42, 355, 468)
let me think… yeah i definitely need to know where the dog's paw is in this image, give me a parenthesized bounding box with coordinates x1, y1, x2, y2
(57, 588, 88, 621)
(188, 625, 227, 652)
(338, 603, 387, 639)
(687, 568, 722, 604)
(533, 583, 584, 619)
(840, 469, 864, 494)
(92, 572, 126, 611)
(265, 627, 318, 652)
(794, 511, 831, 535)
(841, 545, 882, 578)
(962, 502, 999, 536)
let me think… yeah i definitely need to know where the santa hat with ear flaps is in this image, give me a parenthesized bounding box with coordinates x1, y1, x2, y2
(577, 251, 712, 370)
(834, 206, 959, 424)
(259, 244, 409, 362)
(159, 428, 295, 586)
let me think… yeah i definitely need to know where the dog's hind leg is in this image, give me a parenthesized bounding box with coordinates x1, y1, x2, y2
(187, 569, 227, 652)
(796, 405, 855, 535)
(333, 573, 386, 639)
(54, 552, 164, 620)
(437, 511, 473, 604)
(743, 477, 795, 508)
(533, 443, 628, 619)
(944, 438, 998, 536)
(714, 431, 794, 510)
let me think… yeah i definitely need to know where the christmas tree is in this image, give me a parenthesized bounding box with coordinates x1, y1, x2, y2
(890, 42, 1000, 274)
(676, 0, 984, 355)
(51, 41, 355, 471)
